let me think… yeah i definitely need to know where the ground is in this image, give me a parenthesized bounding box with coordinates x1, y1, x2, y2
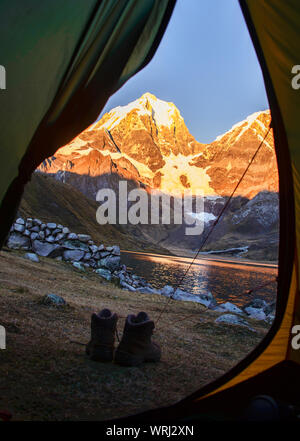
(0, 248, 270, 421)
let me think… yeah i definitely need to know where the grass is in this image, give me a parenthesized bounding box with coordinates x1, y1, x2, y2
(0, 248, 270, 421)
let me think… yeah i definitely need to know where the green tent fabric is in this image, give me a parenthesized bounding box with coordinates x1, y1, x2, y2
(0, 0, 176, 246)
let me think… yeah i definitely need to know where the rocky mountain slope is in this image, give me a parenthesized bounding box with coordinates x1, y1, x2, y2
(36, 93, 279, 260)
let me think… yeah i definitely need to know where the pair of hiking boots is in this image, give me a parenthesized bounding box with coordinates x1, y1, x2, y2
(86, 309, 161, 366)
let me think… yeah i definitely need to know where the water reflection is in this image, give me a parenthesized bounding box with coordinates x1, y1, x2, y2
(121, 251, 278, 306)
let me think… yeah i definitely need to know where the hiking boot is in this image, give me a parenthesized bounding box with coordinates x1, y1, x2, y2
(114, 312, 161, 366)
(86, 308, 118, 362)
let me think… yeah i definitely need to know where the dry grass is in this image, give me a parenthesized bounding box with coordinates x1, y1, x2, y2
(0, 248, 270, 421)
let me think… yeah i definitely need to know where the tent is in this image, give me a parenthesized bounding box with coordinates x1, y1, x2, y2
(0, 0, 300, 421)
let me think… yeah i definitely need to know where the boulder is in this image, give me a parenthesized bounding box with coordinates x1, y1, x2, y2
(72, 261, 85, 271)
(32, 240, 60, 257)
(214, 302, 243, 315)
(244, 307, 267, 321)
(95, 268, 112, 281)
(243, 298, 268, 311)
(15, 217, 25, 225)
(14, 223, 25, 233)
(120, 281, 136, 292)
(42, 293, 66, 306)
(215, 314, 254, 330)
(161, 285, 174, 297)
(23, 229, 31, 237)
(24, 253, 40, 263)
(89, 245, 98, 254)
(30, 225, 40, 233)
(62, 227, 70, 235)
(30, 232, 39, 240)
(63, 249, 85, 261)
(112, 245, 120, 256)
(47, 223, 57, 230)
(62, 239, 89, 251)
(99, 255, 120, 271)
(38, 231, 45, 240)
(264, 301, 276, 316)
(33, 218, 42, 226)
(77, 234, 91, 243)
(46, 236, 56, 243)
(67, 233, 78, 240)
(7, 233, 30, 250)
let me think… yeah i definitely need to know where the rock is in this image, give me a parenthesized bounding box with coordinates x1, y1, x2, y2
(30, 232, 39, 240)
(42, 293, 66, 306)
(40, 223, 46, 230)
(7, 233, 30, 250)
(83, 252, 92, 261)
(30, 225, 40, 233)
(99, 255, 120, 271)
(62, 239, 89, 251)
(46, 236, 56, 243)
(99, 251, 111, 258)
(52, 228, 62, 236)
(67, 233, 78, 240)
(32, 240, 60, 257)
(266, 314, 275, 324)
(57, 224, 63, 230)
(264, 301, 276, 316)
(15, 217, 25, 225)
(172, 288, 205, 304)
(112, 245, 120, 256)
(38, 231, 45, 240)
(243, 298, 268, 311)
(45, 228, 51, 237)
(98, 244, 105, 251)
(62, 227, 70, 234)
(72, 261, 85, 271)
(244, 307, 267, 321)
(63, 249, 85, 261)
(198, 292, 217, 307)
(33, 218, 42, 226)
(55, 233, 65, 241)
(215, 302, 243, 315)
(89, 245, 98, 254)
(14, 223, 25, 233)
(95, 268, 112, 281)
(46, 222, 57, 230)
(47, 223, 57, 230)
(23, 229, 31, 237)
(215, 314, 254, 330)
(120, 281, 136, 291)
(24, 253, 40, 263)
(77, 234, 91, 243)
(161, 285, 174, 297)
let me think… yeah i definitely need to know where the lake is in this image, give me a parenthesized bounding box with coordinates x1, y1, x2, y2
(121, 251, 278, 307)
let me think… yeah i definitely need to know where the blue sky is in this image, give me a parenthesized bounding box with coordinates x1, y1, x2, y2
(99, 0, 269, 143)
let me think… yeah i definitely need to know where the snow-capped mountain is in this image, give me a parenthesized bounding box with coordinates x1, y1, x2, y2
(37, 93, 279, 260)
(39, 93, 277, 199)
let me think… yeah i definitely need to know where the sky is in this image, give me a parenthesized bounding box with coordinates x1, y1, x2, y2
(98, 0, 269, 143)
